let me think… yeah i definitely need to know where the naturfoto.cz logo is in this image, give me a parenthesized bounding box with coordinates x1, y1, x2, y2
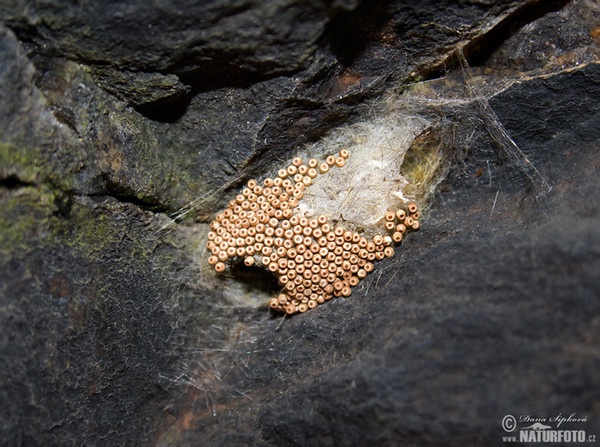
(501, 413, 597, 444)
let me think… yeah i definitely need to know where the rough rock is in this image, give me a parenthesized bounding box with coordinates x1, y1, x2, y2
(1, 0, 599, 445)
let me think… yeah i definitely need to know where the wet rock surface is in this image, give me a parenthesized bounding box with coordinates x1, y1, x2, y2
(1, 0, 599, 445)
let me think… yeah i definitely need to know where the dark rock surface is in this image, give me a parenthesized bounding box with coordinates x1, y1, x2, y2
(1, 0, 599, 445)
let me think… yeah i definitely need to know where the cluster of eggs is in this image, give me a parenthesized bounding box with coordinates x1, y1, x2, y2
(206, 150, 420, 314)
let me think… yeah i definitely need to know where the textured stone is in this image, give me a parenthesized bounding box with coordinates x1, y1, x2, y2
(0, 0, 545, 212)
(2, 0, 360, 81)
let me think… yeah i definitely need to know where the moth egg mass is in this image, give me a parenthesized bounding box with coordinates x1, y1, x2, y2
(205, 107, 448, 315)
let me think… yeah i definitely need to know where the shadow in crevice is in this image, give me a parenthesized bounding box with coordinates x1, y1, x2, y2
(229, 262, 281, 296)
(324, 0, 394, 66)
(133, 94, 193, 123)
(464, 0, 571, 67)
(0, 174, 34, 190)
(399, 0, 570, 83)
(133, 67, 294, 123)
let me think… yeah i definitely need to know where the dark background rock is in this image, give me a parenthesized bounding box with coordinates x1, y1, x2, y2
(1, 0, 599, 445)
